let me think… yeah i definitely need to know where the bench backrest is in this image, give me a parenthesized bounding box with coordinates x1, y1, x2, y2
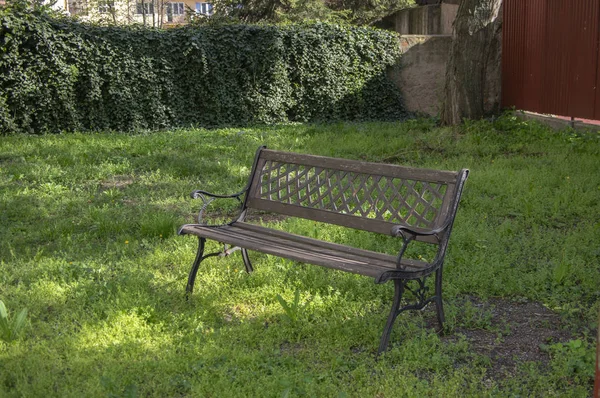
(244, 148, 468, 244)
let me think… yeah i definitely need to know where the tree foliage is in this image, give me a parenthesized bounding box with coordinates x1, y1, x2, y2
(0, 2, 406, 134)
(204, 0, 414, 25)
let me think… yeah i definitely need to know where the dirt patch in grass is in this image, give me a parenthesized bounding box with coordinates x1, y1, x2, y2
(279, 341, 305, 355)
(99, 175, 134, 190)
(442, 297, 573, 379)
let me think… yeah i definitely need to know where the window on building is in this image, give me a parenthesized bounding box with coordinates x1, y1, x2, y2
(98, 0, 114, 13)
(67, 0, 87, 15)
(195, 2, 213, 15)
(167, 2, 184, 15)
(135, 2, 154, 14)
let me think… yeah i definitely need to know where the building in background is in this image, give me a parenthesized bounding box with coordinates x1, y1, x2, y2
(0, 0, 66, 8)
(63, 0, 212, 27)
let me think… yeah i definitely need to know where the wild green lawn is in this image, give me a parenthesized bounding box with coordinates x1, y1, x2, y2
(0, 116, 598, 396)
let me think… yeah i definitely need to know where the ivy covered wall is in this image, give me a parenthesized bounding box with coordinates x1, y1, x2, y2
(0, 5, 405, 134)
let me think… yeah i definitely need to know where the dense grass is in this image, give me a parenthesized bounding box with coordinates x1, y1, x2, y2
(0, 116, 598, 396)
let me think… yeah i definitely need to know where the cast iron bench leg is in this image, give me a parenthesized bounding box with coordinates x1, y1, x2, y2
(186, 237, 206, 294)
(187, 238, 253, 294)
(241, 248, 253, 273)
(377, 279, 404, 355)
(435, 267, 445, 330)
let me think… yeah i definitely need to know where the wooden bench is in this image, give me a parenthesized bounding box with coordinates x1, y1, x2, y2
(179, 146, 469, 354)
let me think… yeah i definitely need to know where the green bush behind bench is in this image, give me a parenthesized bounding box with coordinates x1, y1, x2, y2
(0, 3, 405, 134)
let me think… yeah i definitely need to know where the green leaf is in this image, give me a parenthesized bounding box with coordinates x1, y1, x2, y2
(293, 289, 300, 308)
(553, 261, 570, 284)
(0, 300, 7, 320)
(12, 308, 28, 336)
(0, 300, 28, 342)
(275, 294, 292, 316)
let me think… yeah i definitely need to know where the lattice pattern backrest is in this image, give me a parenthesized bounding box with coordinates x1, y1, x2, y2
(246, 151, 459, 235)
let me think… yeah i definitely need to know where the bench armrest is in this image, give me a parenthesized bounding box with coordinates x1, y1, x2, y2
(188, 146, 268, 225)
(190, 188, 248, 226)
(391, 220, 452, 270)
(190, 189, 247, 200)
(390, 221, 450, 242)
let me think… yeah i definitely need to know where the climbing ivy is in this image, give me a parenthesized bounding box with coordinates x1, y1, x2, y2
(0, 4, 405, 134)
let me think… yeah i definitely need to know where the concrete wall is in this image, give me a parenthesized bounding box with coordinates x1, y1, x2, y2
(389, 35, 452, 116)
(391, 3, 458, 35)
(440, 3, 458, 35)
(386, 2, 502, 118)
(381, 3, 457, 116)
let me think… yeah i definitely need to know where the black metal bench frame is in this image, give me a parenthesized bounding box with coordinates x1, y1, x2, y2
(179, 146, 469, 354)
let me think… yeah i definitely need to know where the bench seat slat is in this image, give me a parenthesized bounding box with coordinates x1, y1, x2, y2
(237, 222, 400, 263)
(180, 222, 430, 280)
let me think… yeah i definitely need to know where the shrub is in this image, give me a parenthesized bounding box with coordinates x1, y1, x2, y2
(0, 3, 405, 134)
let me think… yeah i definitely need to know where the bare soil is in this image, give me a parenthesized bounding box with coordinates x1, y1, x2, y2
(441, 297, 574, 379)
(99, 175, 134, 190)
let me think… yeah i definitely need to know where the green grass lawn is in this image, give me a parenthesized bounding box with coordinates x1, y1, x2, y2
(0, 115, 598, 396)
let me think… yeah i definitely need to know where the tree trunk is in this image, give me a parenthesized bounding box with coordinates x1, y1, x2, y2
(158, 0, 163, 28)
(142, 0, 147, 25)
(441, 0, 503, 125)
(151, 0, 155, 27)
(126, 0, 132, 23)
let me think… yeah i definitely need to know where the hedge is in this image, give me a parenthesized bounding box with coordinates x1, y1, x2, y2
(0, 4, 405, 134)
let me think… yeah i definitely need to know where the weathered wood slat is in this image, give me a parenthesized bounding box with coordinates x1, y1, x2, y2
(179, 223, 430, 278)
(245, 199, 440, 244)
(236, 222, 403, 262)
(260, 149, 459, 183)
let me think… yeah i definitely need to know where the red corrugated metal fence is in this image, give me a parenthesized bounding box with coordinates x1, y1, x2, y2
(502, 0, 600, 120)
